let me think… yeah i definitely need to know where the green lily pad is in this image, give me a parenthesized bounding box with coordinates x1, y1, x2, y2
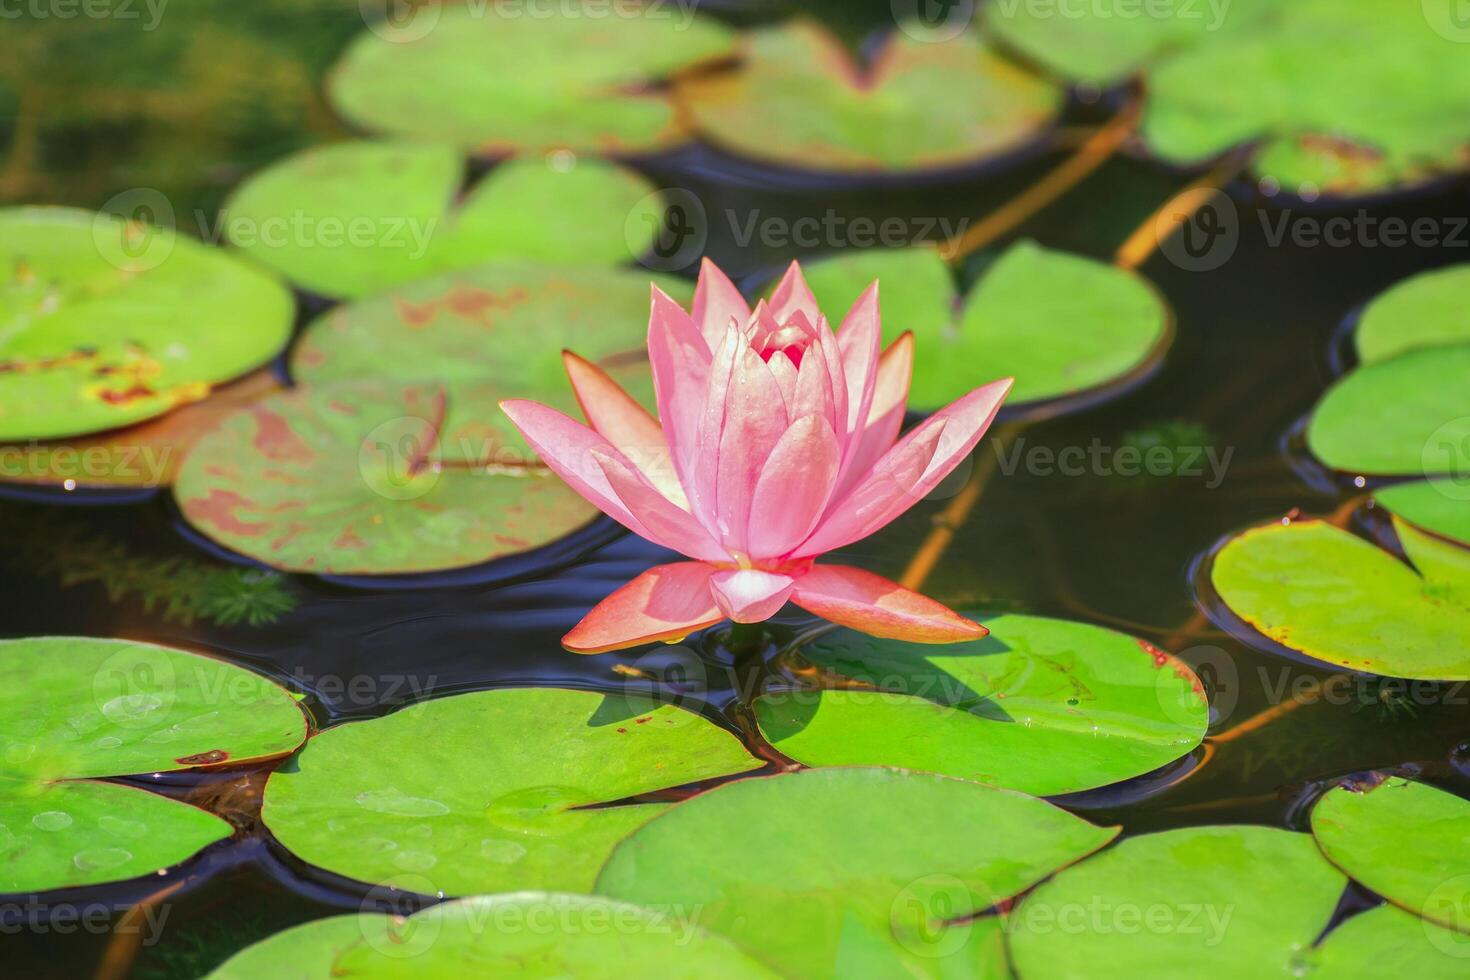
(207, 894, 780, 979)
(291, 262, 690, 414)
(781, 242, 1169, 411)
(0, 206, 294, 441)
(1375, 482, 1470, 548)
(1008, 826, 1348, 978)
(988, 0, 1470, 197)
(755, 614, 1207, 797)
(1312, 776, 1470, 935)
(1356, 265, 1470, 365)
(262, 688, 761, 896)
(1210, 517, 1470, 681)
(1307, 344, 1470, 478)
(677, 21, 1062, 174)
(224, 141, 662, 299)
(173, 381, 601, 576)
(0, 636, 307, 891)
(596, 767, 1117, 977)
(1304, 904, 1470, 978)
(328, 4, 734, 155)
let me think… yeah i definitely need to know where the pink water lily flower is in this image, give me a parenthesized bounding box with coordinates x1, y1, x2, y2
(501, 259, 1011, 654)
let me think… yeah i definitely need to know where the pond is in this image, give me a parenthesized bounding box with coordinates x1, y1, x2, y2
(3, 1, 1469, 977)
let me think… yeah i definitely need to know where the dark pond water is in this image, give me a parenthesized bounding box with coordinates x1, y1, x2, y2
(4, 1, 1470, 976)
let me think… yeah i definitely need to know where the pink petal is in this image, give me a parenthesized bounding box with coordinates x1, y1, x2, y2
(692, 258, 751, 350)
(765, 350, 799, 409)
(837, 332, 913, 496)
(768, 260, 821, 324)
(500, 399, 653, 540)
(563, 562, 724, 653)
(590, 449, 730, 563)
(793, 377, 1012, 557)
(790, 565, 986, 643)
(563, 351, 685, 508)
(836, 282, 882, 437)
(814, 320, 850, 445)
(709, 568, 795, 623)
(746, 414, 842, 560)
(649, 286, 713, 514)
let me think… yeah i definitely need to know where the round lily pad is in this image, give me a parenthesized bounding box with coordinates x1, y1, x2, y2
(173, 380, 601, 576)
(757, 614, 1207, 796)
(208, 894, 780, 979)
(328, 4, 735, 155)
(677, 22, 1062, 175)
(1307, 344, 1470, 477)
(778, 242, 1170, 411)
(224, 141, 662, 299)
(1210, 518, 1470, 681)
(1311, 776, 1470, 935)
(291, 262, 690, 413)
(0, 206, 294, 441)
(1356, 265, 1470, 365)
(262, 688, 761, 896)
(988, 0, 1470, 197)
(1304, 904, 1470, 978)
(1375, 482, 1470, 548)
(1008, 826, 1348, 978)
(0, 369, 281, 490)
(0, 636, 307, 891)
(596, 767, 1117, 977)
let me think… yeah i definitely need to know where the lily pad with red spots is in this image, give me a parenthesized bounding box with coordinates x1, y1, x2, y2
(328, 3, 735, 155)
(756, 614, 1207, 796)
(291, 262, 692, 414)
(0, 636, 307, 892)
(676, 21, 1062, 175)
(173, 381, 601, 576)
(0, 207, 294, 441)
(223, 141, 663, 299)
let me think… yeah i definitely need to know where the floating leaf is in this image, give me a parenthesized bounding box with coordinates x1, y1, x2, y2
(174, 381, 602, 576)
(0, 207, 293, 440)
(262, 688, 760, 896)
(780, 243, 1169, 411)
(291, 262, 690, 414)
(1210, 518, 1470, 680)
(597, 767, 1116, 977)
(0, 370, 281, 490)
(224, 141, 661, 299)
(756, 615, 1206, 797)
(1302, 904, 1469, 978)
(0, 636, 306, 891)
(1312, 776, 1470, 935)
(208, 894, 780, 979)
(1375, 482, 1470, 548)
(677, 22, 1062, 174)
(988, 0, 1470, 196)
(1355, 265, 1470, 365)
(1307, 344, 1470, 477)
(1008, 826, 1348, 978)
(328, 4, 734, 155)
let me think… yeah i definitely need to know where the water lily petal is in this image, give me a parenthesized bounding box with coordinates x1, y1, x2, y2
(765, 349, 800, 409)
(709, 568, 796, 623)
(836, 281, 882, 436)
(563, 562, 724, 654)
(590, 449, 730, 563)
(790, 565, 986, 642)
(768, 259, 821, 324)
(692, 257, 751, 350)
(837, 332, 913, 496)
(746, 414, 842, 560)
(649, 285, 714, 514)
(794, 377, 1012, 557)
(563, 351, 686, 508)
